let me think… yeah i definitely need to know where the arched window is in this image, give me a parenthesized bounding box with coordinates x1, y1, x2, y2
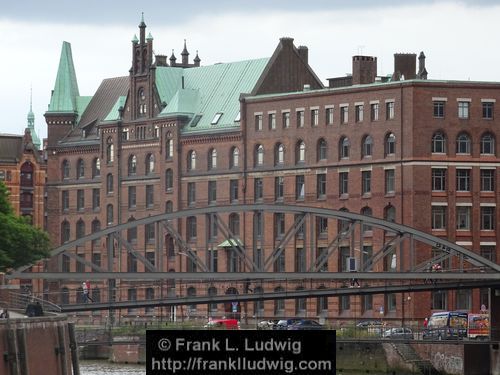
(146, 153, 155, 174)
(138, 87, 146, 116)
(187, 287, 197, 312)
(229, 213, 240, 237)
(230, 147, 239, 169)
(361, 206, 373, 232)
(384, 204, 396, 222)
(165, 169, 173, 192)
(208, 149, 217, 170)
(385, 133, 396, 156)
(481, 132, 495, 155)
(187, 216, 197, 239)
(362, 135, 373, 158)
(274, 286, 285, 314)
(77, 159, 85, 179)
(165, 200, 173, 213)
(166, 138, 174, 160)
(106, 137, 114, 164)
(61, 220, 70, 243)
(76, 219, 85, 239)
(296, 141, 306, 163)
(456, 133, 471, 154)
(317, 138, 327, 161)
(92, 158, 101, 178)
(295, 286, 306, 314)
(128, 155, 137, 176)
(188, 150, 197, 170)
(106, 173, 113, 193)
(253, 286, 264, 313)
(106, 204, 114, 225)
(317, 285, 328, 313)
(255, 145, 264, 166)
(62, 160, 70, 179)
(275, 143, 285, 165)
(340, 137, 350, 159)
(432, 132, 446, 153)
(20, 162, 34, 187)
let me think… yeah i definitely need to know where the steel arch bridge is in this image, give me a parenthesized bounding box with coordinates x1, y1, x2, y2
(8, 204, 500, 316)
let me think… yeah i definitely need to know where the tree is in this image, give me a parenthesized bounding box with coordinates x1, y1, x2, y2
(0, 181, 50, 272)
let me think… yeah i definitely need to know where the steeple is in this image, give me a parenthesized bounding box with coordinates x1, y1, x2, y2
(181, 39, 189, 65)
(170, 49, 177, 65)
(193, 50, 201, 67)
(47, 41, 80, 113)
(27, 86, 41, 149)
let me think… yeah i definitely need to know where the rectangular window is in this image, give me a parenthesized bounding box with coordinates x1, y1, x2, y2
(275, 176, 284, 201)
(208, 249, 218, 272)
(62, 190, 69, 212)
(274, 213, 285, 239)
(254, 178, 263, 201)
(317, 173, 326, 199)
(482, 102, 494, 119)
(339, 172, 348, 196)
(297, 110, 304, 128)
(431, 206, 447, 230)
(92, 189, 100, 211)
(340, 106, 348, 124)
(255, 114, 262, 131)
(387, 293, 397, 311)
(386, 102, 395, 120)
(268, 113, 276, 130)
(296, 175, 305, 200)
(274, 252, 285, 272)
(370, 103, 379, 121)
(326, 107, 334, 124)
(295, 214, 305, 239)
(362, 170, 371, 195)
(481, 169, 495, 191)
(433, 101, 445, 118)
(362, 295, 373, 312)
(481, 206, 495, 230)
(456, 206, 471, 230)
(295, 247, 306, 272)
(432, 291, 447, 310)
(458, 101, 470, 119)
(282, 112, 290, 128)
(432, 169, 446, 191)
(355, 105, 364, 123)
(145, 223, 155, 244)
(311, 109, 319, 126)
(208, 181, 217, 204)
(187, 182, 196, 206)
(456, 289, 471, 310)
(128, 186, 136, 208)
(339, 247, 350, 272)
(317, 217, 328, 238)
(146, 185, 154, 208)
(230, 180, 238, 202)
(316, 247, 328, 271)
(480, 245, 496, 262)
(77, 189, 84, 211)
(362, 245, 373, 271)
(456, 169, 471, 191)
(385, 169, 395, 194)
(76, 255, 85, 273)
(340, 295, 350, 311)
(254, 248, 262, 270)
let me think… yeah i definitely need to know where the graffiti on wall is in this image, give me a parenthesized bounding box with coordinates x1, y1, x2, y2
(433, 352, 463, 375)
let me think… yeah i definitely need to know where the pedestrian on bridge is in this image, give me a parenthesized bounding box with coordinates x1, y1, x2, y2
(82, 280, 94, 303)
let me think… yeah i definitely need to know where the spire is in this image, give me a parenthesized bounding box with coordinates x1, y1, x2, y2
(146, 32, 153, 41)
(193, 50, 201, 67)
(47, 41, 80, 113)
(132, 34, 138, 44)
(27, 86, 41, 149)
(181, 39, 189, 65)
(139, 12, 146, 44)
(170, 49, 177, 65)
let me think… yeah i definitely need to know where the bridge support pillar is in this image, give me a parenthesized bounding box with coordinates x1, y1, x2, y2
(491, 287, 500, 375)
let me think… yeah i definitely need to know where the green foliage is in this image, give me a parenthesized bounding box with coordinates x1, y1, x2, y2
(0, 181, 51, 272)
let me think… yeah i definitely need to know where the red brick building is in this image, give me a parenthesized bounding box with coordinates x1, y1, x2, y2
(44, 18, 498, 323)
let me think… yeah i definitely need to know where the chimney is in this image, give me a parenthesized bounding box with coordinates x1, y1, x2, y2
(392, 53, 417, 81)
(352, 55, 377, 85)
(155, 55, 168, 67)
(298, 46, 308, 64)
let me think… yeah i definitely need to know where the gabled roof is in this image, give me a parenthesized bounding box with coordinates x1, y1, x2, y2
(47, 41, 80, 113)
(156, 58, 269, 134)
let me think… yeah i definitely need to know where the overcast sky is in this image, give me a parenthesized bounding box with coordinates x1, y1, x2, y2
(1, 0, 499, 141)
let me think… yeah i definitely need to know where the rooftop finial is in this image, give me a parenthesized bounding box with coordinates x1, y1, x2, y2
(30, 84, 33, 112)
(139, 12, 146, 27)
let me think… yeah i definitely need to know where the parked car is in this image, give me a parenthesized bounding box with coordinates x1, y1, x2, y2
(382, 327, 413, 339)
(356, 320, 384, 335)
(273, 318, 302, 330)
(287, 319, 324, 330)
(204, 319, 240, 330)
(257, 319, 279, 330)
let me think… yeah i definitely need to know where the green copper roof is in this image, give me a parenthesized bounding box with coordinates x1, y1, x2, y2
(156, 57, 269, 133)
(48, 41, 80, 113)
(103, 96, 126, 121)
(76, 96, 92, 122)
(26, 91, 40, 149)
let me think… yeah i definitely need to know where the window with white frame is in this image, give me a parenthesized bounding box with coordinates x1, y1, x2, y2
(431, 206, 447, 230)
(432, 168, 446, 191)
(456, 206, 471, 230)
(456, 169, 471, 191)
(385, 169, 395, 194)
(370, 103, 379, 121)
(481, 206, 495, 230)
(458, 101, 470, 119)
(480, 169, 495, 191)
(432, 132, 446, 153)
(456, 133, 471, 154)
(340, 106, 348, 124)
(480, 133, 495, 155)
(311, 109, 319, 126)
(355, 104, 364, 122)
(386, 101, 395, 120)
